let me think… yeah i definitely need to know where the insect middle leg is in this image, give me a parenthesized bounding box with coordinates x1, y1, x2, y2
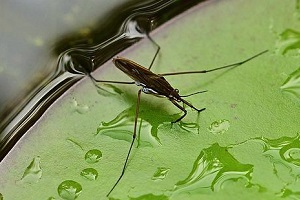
(170, 100, 187, 123)
(106, 89, 142, 197)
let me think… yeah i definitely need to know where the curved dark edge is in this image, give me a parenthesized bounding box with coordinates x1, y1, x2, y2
(0, 78, 80, 161)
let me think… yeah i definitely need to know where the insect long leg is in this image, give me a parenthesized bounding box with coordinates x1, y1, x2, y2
(107, 89, 142, 197)
(170, 98, 206, 123)
(170, 99, 188, 123)
(159, 50, 268, 76)
(88, 73, 135, 85)
(181, 98, 206, 113)
(146, 33, 161, 70)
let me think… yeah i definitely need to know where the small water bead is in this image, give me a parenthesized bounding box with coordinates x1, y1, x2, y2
(57, 180, 82, 200)
(282, 147, 300, 166)
(152, 167, 170, 180)
(71, 98, 89, 114)
(20, 156, 42, 183)
(84, 149, 102, 164)
(278, 188, 300, 199)
(280, 66, 300, 106)
(275, 29, 300, 55)
(208, 119, 230, 135)
(129, 193, 169, 200)
(80, 168, 98, 180)
(287, 148, 300, 161)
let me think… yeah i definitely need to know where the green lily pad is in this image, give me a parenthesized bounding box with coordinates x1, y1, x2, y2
(1, 0, 300, 200)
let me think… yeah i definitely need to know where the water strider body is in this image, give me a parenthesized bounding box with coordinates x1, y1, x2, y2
(90, 34, 268, 197)
(112, 56, 205, 123)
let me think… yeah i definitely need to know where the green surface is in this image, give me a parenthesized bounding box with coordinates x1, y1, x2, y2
(1, 0, 300, 199)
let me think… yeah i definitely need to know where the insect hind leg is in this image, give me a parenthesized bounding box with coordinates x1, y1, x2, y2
(146, 33, 160, 70)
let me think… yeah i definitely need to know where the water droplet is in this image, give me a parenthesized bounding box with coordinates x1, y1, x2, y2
(84, 149, 102, 164)
(173, 143, 254, 195)
(71, 98, 89, 114)
(281, 66, 300, 106)
(275, 29, 300, 55)
(152, 167, 170, 181)
(96, 106, 161, 147)
(260, 134, 300, 180)
(80, 168, 98, 180)
(249, 134, 300, 168)
(277, 188, 300, 199)
(57, 180, 82, 200)
(229, 134, 300, 197)
(129, 193, 169, 200)
(286, 148, 300, 162)
(208, 119, 230, 135)
(19, 156, 42, 183)
(66, 138, 84, 151)
(47, 197, 56, 200)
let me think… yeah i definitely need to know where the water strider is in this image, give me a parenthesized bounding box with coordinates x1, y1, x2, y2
(89, 33, 268, 196)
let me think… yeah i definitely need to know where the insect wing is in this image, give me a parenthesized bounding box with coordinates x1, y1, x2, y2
(113, 57, 175, 96)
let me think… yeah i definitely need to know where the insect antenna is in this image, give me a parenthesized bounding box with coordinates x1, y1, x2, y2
(159, 50, 268, 76)
(180, 90, 208, 98)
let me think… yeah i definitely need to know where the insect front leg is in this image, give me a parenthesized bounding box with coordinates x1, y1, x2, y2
(170, 98, 206, 123)
(181, 99, 206, 113)
(170, 99, 187, 123)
